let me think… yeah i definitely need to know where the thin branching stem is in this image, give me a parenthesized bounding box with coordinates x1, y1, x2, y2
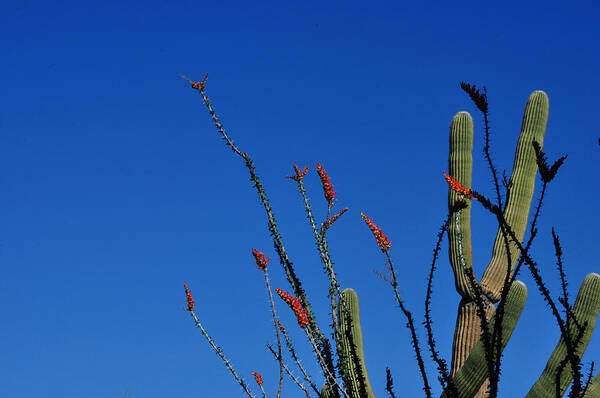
(190, 79, 336, 381)
(266, 344, 311, 398)
(187, 310, 256, 398)
(385, 368, 397, 398)
(277, 321, 321, 396)
(374, 249, 432, 398)
(263, 268, 284, 397)
(290, 176, 363, 394)
(473, 189, 586, 396)
(305, 330, 352, 398)
(423, 215, 456, 397)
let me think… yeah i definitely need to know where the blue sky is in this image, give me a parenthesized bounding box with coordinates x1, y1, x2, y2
(1, 1, 599, 397)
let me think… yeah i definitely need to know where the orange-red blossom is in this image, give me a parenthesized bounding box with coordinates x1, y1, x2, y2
(183, 283, 195, 311)
(275, 288, 310, 328)
(316, 163, 337, 204)
(252, 371, 263, 386)
(286, 163, 309, 181)
(251, 248, 271, 271)
(360, 212, 392, 252)
(443, 170, 473, 198)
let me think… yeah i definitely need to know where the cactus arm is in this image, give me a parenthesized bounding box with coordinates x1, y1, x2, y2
(526, 273, 600, 398)
(337, 288, 376, 398)
(448, 111, 493, 397)
(583, 372, 600, 397)
(480, 91, 549, 302)
(448, 111, 476, 300)
(441, 280, 528, 398)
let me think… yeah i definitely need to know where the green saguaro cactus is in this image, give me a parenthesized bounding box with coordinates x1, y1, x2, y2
(444, 89, 600, 397)
(331, 90, 600, 398)
(335, 288, 375, 398)
(446, 90, 549, 397)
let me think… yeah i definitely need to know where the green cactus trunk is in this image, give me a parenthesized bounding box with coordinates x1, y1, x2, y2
(448, 111, 476, 300)
(447, 91, 550, 398)
(337, 288, 375, 398)
(447, 110, 492, 398)
(450, 298, 495, 397)
(442, 281, 528, 398)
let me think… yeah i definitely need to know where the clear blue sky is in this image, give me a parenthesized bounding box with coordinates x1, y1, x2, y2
(1, 1, 599, 397)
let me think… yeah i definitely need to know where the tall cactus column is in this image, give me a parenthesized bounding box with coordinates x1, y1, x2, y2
(447, 111, 495, 397)
(446, 92, 549, 397)
(479, 91, 549, 300)
(336, 288, 376, 398)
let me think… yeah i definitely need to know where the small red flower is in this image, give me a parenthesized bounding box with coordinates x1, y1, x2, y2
(443, 171, 473, 198)
(252, 371, 263, 386)
(325, 207, 349, 229)
(251, 248, 271, 271)
(184, 283, 195, 311)
(316, 163, 337, 204)
(360, 212, 392, 252)
(276, 288, 310, 328)
(286, 163, 309, 181)
(182, 73, 209, 91)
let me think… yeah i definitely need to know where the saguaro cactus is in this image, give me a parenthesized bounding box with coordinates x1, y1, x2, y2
(322, 89, 600, 398)
(443, 89, 600, 397)
(335, 288, 375, 398)
(447, 91, 550, 396)
(183, 76, 600, 397)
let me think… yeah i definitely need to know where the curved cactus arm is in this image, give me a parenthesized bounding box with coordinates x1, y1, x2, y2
(447, 111, 492, 398)
(448, 111, 476, 299)
(526, 273, 600, 398)
(337, 288, 376, 398)
(480, 91, 549, 302)
(441, 280, 528, 398)
(583, 372, 600, 397)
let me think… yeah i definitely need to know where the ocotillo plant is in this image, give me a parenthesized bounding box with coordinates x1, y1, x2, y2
(180, 74, 600, 398)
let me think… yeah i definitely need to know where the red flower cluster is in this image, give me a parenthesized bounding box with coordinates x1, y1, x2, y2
(184, 283, 195, 311)
(286, 163, 309, 181)
(252, 371, 263, 386)
(316, 163, 337, 204)
(275, 288, 310, 328)
(325, 207, 349, 229)
(251, 248, 271, 271)
(190, 73, 209, 90)
(360, 212, 392, 252)
(443, 171, 473, 198)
